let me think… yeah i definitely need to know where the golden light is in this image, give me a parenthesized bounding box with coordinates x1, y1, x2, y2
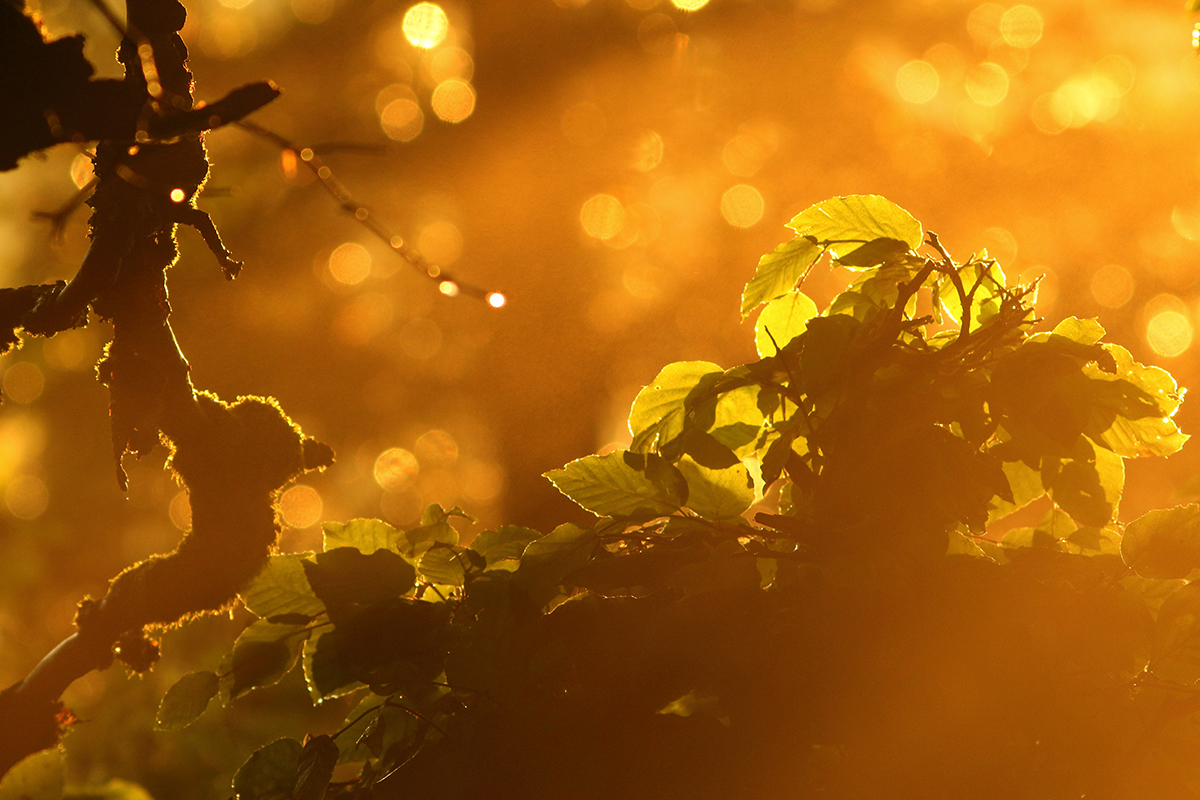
(1030, 92, 1071, 134)
(375, 448, 419, 491)
(895, 60, 939, 104)
(429, 47, 474, 83)
(1000, 6, 1043, 49)
(486, 292, 506, 308)
(169, 188, 186, 203)
(291, 0, 335, 24)
(671, 0, 708, 9)
(169, 491, 192, 531)
(6, 475, 47, 520)
(415, 429, 458, 465)
(580, 194, 625, 240)
(402, 2, 449, 48)
(3, 363, 43, 405)
(199, 15, 257, 59)
(561, 102, 606, 146)
(333, 293, 394, 345)
(720, 184, 765, 228)
(380, 98, 424, 141)
(70, 154, 94, 188)
(1090, 265, 1134, 309)
(964, 62, 1009, 106)
(1147, 311, 1193, 357)
(399, 318, 443, 359)
(966, 3, 1005, 47)
(328, 242, 372, 285)
(438, 280, 460, 297)
(418, 221, 464, 265)
(723, 134, 768, 176)
(632, 130, 664, 172)
(280, 148, 298, 180)
(431, 78, 476, 122)
(280, 485, 323, 528)
(460, 458, 503, 501)
(1094, 54, 1136, 96)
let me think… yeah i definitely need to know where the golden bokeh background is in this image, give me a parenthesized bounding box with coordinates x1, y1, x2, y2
(3, 0, 1200, 792)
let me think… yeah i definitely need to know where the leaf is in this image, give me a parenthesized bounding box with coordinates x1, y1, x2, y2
(322, 518, 401, 555)
(240, 554, 326, 620)
(293, 735, 339, 800)
(302, 548, 416, 613)
(232, 738, 302, 800)
(1044, 439, 1124, 528)
(514, 523, 598, 602)
(418, 544, 477, 586)
(303, 628, 364, 702)
(0, 748, 64, 800)
(155, 671, 219, 730)
(755, 290, 818, 358)
(988, 458, 1045, 524)
(62, 780, 154, 800)
(470, 525, 541, 567)
(1123, 504, 1200, 579)
(677, 456, 755, 521)
(1151, 580, 1200, 684)
(740, 236, 823, 319)
(230, 641, 293, 701)
(628, 361, 723, 452)
(544, 452, 682, 517)
(786, 195, 923, 260)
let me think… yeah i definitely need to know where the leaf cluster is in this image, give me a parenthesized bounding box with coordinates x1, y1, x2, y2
(161, 197, 1200, 800)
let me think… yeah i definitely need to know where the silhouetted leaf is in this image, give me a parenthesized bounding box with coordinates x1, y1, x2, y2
(514, 523, 598, 601)
(232, 738, 302, 800)
(293, 735, 338, 800)
(240, 553, 326, 620)
(1151, 580, 1200, 684)
(155, 671, 219, 730)
(303, 548, 416, 613)
(1123, 504, 1200, 579)
(230, 640, 292, 701)
(470, 525, 541, 567)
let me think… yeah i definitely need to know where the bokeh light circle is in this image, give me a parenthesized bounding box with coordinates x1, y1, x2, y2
(1090, 265, 1134, 309)
(281, 485, 323, 528)
(375, 447, 419, 491)
(721, 184, 765, 228)
(329, 242, 372, 285)
(581, 195, 626, 240)
(432, 78, 476, 122)
(381, 99, 424, 141)
(402, 3, 449, 48)
(1147, 311, 1193, 357)
(896, 60, 939, 104)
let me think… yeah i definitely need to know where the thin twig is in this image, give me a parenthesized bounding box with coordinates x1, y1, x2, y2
(235, 120, 505, 307)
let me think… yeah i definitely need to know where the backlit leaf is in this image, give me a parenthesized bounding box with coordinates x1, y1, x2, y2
(514, 523, 598, 601)
(628, 361, 723, 453)
(0, 748, 63, 800)
(293, 735, 339, 800)
(1123, 504, 1200, 579)
(240, 554, 326, 620)
(677, 456, 755, 521)
(754, 291, 818, 357)
(740, 236, 823, 319)
(544, 452, 682, 517)
(470, 525, 541, 567)
(303, 548, 417, 612)
(155, 671, 219, 730)
(786, 195, 923, 260)
(322, 518, 400, 555)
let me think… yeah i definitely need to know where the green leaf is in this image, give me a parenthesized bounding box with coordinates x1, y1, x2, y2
(1123, 504, 1200, 579)
(240, 554, 326, 620)
(321, 518, 401, 555)
(470, 525, 541, 568)
(418, 544, 477, 586)
(0, 748, 63, 800)
(786, 195, 923, 260)
(155, 671, 219, 730)
(1044, 439, 1124, 528)
(628, 362, 723, 452)
(514, 523, 598, 602)
(293, 735, 339, 800)
(232, 738, 302, 800)
(62, 780, 154, 800)
(303, 628, 364, 702)
(398, 507, 466, 560)
(544, 452, 682, 518)
(230, 641, 291, 701)
(754, 291, 818, 358)
(1151, 580, 1200, 684)
(988, 458, 1045, 524)
(302, 548, 417, 613)
(740, 236, 823, 319)
(677, 456, 755, 521)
